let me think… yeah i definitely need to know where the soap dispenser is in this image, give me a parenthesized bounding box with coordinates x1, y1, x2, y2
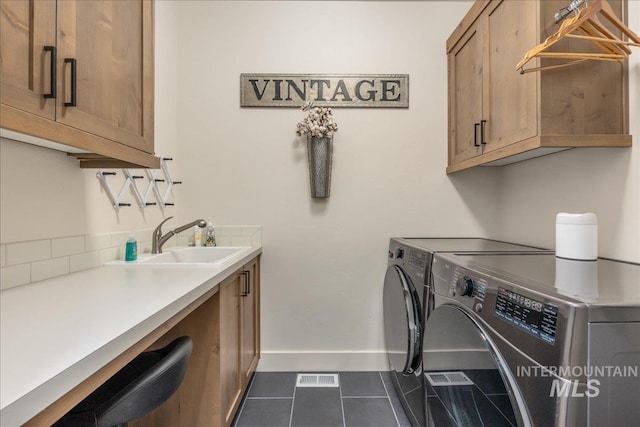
(194, 224, 203, 247)
(125, 233, 138, 261)
(205, 218, 216, 247)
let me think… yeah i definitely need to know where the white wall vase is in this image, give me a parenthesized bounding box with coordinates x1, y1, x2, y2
(307, 136, 333, 198)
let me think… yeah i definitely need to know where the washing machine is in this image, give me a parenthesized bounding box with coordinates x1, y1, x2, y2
(383, 238, 551, 427)
(424, 252, 640, 427)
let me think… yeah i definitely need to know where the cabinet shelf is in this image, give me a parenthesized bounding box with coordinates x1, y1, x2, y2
(1, 105, 159, 169)
(446, 134, 632, 173)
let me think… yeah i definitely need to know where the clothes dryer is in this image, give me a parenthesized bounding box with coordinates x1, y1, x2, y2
(423, 252, 640, 426)
(383, 238, 550, 427)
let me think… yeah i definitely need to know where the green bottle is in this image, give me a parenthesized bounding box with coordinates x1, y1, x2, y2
(125, 234, 138, 261)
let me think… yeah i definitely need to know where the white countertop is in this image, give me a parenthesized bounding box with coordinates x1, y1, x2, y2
(0, 246, 261, 426)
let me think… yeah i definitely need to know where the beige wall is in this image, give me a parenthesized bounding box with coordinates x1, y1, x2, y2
(173, 0, 495, 370)
(494, 1, 640, 263)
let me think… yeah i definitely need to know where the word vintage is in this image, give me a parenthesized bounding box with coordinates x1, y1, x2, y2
(240, 74, 409, 108)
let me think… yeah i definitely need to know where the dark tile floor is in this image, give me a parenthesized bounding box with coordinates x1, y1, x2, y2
(233, 370, 516, 427)
(425, 369, 516, 427)
(232, 372, 412, 427)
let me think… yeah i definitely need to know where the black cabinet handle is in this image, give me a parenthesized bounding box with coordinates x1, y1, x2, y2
(64, 58, 77, 107)
(480, 120, 487, 145)
(245, 270, 251, 295)
(43, 46, 56, 99)
(241, 272, 249, 297)
(474, 123, 480, 147)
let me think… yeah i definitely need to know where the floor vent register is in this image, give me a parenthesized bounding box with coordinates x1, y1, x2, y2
(295, 373, 340, 388)
(425, 371, 474, 387)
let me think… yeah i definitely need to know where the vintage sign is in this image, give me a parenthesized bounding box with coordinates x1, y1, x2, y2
(240, 74, 409, 108)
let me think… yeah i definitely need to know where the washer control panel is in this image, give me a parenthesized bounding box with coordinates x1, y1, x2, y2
(447, 264, 558, 345)
(450, 267, 487, 309)
(495, 287, 558, 344)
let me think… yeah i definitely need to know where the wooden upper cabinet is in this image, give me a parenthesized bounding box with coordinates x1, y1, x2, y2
(0, 0, 57, 120)
(448, 19, 484, 165)
(446, 0, 631, 173)
(0, 0, 158, 168)
(483, 0, 538, 151)
(56, 0, 154, 154)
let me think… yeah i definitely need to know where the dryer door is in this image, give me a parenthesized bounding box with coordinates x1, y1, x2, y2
(383, 265, 422, 375)
(423, 304, 531, 427)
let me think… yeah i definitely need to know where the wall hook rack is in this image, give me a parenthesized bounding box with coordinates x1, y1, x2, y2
(97, 157, 182, 210)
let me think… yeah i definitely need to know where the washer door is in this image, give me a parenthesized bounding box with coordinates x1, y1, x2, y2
(423, 304, 531, 427)
(383, 265, 422, 375)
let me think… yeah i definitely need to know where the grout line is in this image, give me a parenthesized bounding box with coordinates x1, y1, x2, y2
(469, 377, 516, 427)
(246, 396, 294, 400)
(402, 383, 422, 395)
(288, 373, 298, 427)
(342, 395, 389, 399)
(379, 372, 402, 427)
(232, 372, 256, 427)
(338, 373, 346, 427)
(431, 390, 458, 426)
(342, 395, 388, 399)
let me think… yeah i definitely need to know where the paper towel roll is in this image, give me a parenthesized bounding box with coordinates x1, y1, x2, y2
(555, 213, 598, 261)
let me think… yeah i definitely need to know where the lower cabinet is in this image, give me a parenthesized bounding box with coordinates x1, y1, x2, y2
(219, 270, 244, 427)
(129, 255, 261, 427)
(220, 256, 261, 426)
(241, 256, 260, 388)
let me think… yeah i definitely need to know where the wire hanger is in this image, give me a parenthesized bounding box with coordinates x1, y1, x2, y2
(516, 0, 640, 74)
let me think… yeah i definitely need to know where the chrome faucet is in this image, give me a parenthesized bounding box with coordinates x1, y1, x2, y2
(152, 216, 206, 254)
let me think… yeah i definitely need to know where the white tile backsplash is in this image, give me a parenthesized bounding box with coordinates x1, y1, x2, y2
(6, 240, 51, 265)
(215, 236, 232, 246)
(52, 236, 85, 257)
(110, 231, 135, 247)
(1, 264, 31, 290)
(0, 225, 261, 290)
(100, 247, 122, 265)
(85, 234, 112, 252)
(31, 257, 70, 282)
(70, 251, 102, 273)
(231, 236, 252, 247)
(134, 229, 153, 244)
(217, 226, 243, 236)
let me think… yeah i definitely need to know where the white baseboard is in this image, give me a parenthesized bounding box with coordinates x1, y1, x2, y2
(256, 351, 389, 372)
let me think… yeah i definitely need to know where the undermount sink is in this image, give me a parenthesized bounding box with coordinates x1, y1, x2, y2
(124, 247, 249, 266)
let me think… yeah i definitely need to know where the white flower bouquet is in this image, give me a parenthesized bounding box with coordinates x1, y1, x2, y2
(295, 101, 339, 138)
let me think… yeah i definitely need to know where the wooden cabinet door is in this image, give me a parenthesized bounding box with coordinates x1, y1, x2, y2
(483, 0, 537, 152)
(448, 20, 484, 165)
(241, 257, 260, 388)
(56, 0, 154, 153)
(219, 272, 243, 427)
(0, 0, 56, 120)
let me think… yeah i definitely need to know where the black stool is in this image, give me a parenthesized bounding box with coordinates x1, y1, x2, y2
(54, 336, 193, 427)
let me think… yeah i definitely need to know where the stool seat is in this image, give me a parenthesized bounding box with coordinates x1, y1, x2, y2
(54, 336, 193, 427)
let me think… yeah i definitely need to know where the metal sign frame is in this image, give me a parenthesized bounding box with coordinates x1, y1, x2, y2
(240, 73, 409, 108)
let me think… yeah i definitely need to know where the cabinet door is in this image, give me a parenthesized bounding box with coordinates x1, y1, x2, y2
(56, 0, 154, 153)
(241, 257, 260, 388)
(448, 20, 484, 165)
(483, 0, 537, 151)
(219, 272, 243, 427)
(0, 0, 56, 120)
